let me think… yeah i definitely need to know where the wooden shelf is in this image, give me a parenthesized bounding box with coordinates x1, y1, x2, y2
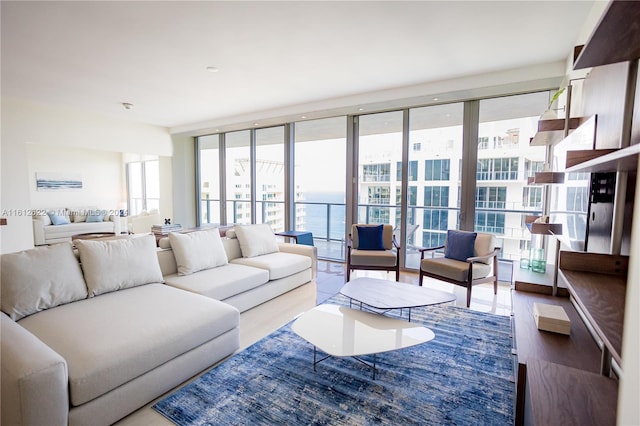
(525, 359, 618, 426)
(527, 172, 564, 185)
(574, 0, 640, 70)
(565, 144, 640, 173)
(529, 117, 587, 146)
(558, 251, 628, 368)
(525, 216, 563, 235)
(511, 290, 606, 425)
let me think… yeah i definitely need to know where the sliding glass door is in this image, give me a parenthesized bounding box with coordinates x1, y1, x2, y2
(356, 111, 404, 226)
(477, 92, 549, 262)
(197, 134, 221, 225)
(255, 126, 285, 232)
(294, 117, 347, 260)
(225, 130, 252, 224)
(405, 103, 464, 269)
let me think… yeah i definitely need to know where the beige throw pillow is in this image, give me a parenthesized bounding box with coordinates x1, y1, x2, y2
(168, 229, 228, 275)
(234, 224, 279, 258)
(76, 235, 163, 297)
(1, 243, 88, 320)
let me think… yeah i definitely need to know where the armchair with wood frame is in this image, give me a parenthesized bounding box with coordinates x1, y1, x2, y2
(418, 230, 500, 307)
(346, 224, 400, 282)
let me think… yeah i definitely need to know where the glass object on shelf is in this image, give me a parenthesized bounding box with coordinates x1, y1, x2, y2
(530, 248, 546, 273)
(520, 250, 531, 269)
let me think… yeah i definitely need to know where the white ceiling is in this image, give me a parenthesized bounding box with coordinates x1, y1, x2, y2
(1, 1, 597, 132)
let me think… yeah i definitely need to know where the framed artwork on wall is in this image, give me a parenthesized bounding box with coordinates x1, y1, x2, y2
(36, 172, 83, 191)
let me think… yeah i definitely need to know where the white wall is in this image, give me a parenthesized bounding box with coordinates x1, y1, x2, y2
(0, 98, 172, 253)
(170, 135, 196, 228)
(27, 144, 122, 211)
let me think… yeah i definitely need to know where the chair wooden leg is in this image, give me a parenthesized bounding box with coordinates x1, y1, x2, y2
(419, 271, 424, 286)
(395, 266, 400, 282)
(346, 265, 350, 282)
(466, 285, 472, 308)
(494, 277, 498, 294)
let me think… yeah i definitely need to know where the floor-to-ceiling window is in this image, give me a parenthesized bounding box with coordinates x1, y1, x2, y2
(127, 159, 159, 216)
(194, 89, 555, 268)
(356, 111, 403, 226)
(225, 130, 252, 224)
(406, 103, 464, 269)
(255, 126, 285, 232)
(294, 117, 347, 260)
(197, 134, 221, 225)
(477, 92, 549, 261)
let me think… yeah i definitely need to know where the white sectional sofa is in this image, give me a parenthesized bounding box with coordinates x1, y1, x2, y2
(1, 225, 316, 426)
(32, 207, 121, 246)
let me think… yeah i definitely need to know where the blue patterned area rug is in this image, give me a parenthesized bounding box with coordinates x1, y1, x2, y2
(153, 294, 514, 425)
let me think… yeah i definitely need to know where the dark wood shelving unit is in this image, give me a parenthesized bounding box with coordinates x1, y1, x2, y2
(565, 144, 640, 173)
(573, 0, 640, 70)
(527, 172, 564, 185)
(558, 251, 628, 371)
(524, 359, 618, 426)
(529, 117, 587, 146)
(525, 215, 562, 235)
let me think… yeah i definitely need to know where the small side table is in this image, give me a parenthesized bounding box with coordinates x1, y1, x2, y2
(275, 230, 314, 246)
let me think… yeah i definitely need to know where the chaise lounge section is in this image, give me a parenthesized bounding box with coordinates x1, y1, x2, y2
(1, 235, 240, 426)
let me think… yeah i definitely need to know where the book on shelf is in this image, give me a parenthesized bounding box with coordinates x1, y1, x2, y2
(151, 224, 182, 235)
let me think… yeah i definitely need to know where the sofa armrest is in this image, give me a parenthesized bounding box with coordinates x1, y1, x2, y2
(278, 242, 318, 279)
(1, 314, 69, 426)
(32, 218, 47, 246)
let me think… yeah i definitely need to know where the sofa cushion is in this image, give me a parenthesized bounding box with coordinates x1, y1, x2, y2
(445, 230, 477, 262)
(75, 235, 163, 297)
(85, 210, 106, 222)
(168, 229, 228, 275)
(231, 252, 311, 280)
(356, 224, 385, 250)
(234, 224, 279, 258)
(1, 243, 88, 320)
(164, 263, 269, 300)
(420, 257, 491, 282)
(17, 284, 240, 406)
(47, 211, 70, 225)
(350, 249, 397, 267)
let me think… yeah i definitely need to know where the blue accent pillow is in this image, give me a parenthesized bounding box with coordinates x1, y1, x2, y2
(86, 210, 106, 222)
(356, 225, 385, 250)
(445, 230, 477, 262)
(47, 212, 70, 226)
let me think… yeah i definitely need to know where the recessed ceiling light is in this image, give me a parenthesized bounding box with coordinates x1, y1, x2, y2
(432, 97, 439, 101)
(301, 115, 307, 119)
(254, 123, 259, 126)
(358, 108, 365, 111)
(206, 66, 219, 73)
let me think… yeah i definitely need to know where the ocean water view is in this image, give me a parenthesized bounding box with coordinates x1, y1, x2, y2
(297, 191, 346, 241)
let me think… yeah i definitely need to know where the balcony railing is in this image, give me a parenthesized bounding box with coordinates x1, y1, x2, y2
(200, 198, 587, 268)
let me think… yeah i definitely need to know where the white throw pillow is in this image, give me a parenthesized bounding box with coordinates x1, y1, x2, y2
(1, 243, 88, 320)
(75, 235, 163, 297)
(168, 229, 228, 275)
(234, 224, 279, 258)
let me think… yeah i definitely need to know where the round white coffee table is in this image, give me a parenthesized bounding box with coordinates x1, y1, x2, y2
(340, 277, 456, 321)
(292, 304, 434, 379)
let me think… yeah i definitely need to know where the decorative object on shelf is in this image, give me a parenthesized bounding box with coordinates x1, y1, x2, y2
(520, 250, 530, 270)
(152, 223, 182, 235)
(533, 303, 571, 335)
(530, 248, 546, 274)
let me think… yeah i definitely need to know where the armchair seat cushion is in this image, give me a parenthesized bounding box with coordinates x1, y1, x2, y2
(350, 249, 397, 267)
(421, 257, 491, 282)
